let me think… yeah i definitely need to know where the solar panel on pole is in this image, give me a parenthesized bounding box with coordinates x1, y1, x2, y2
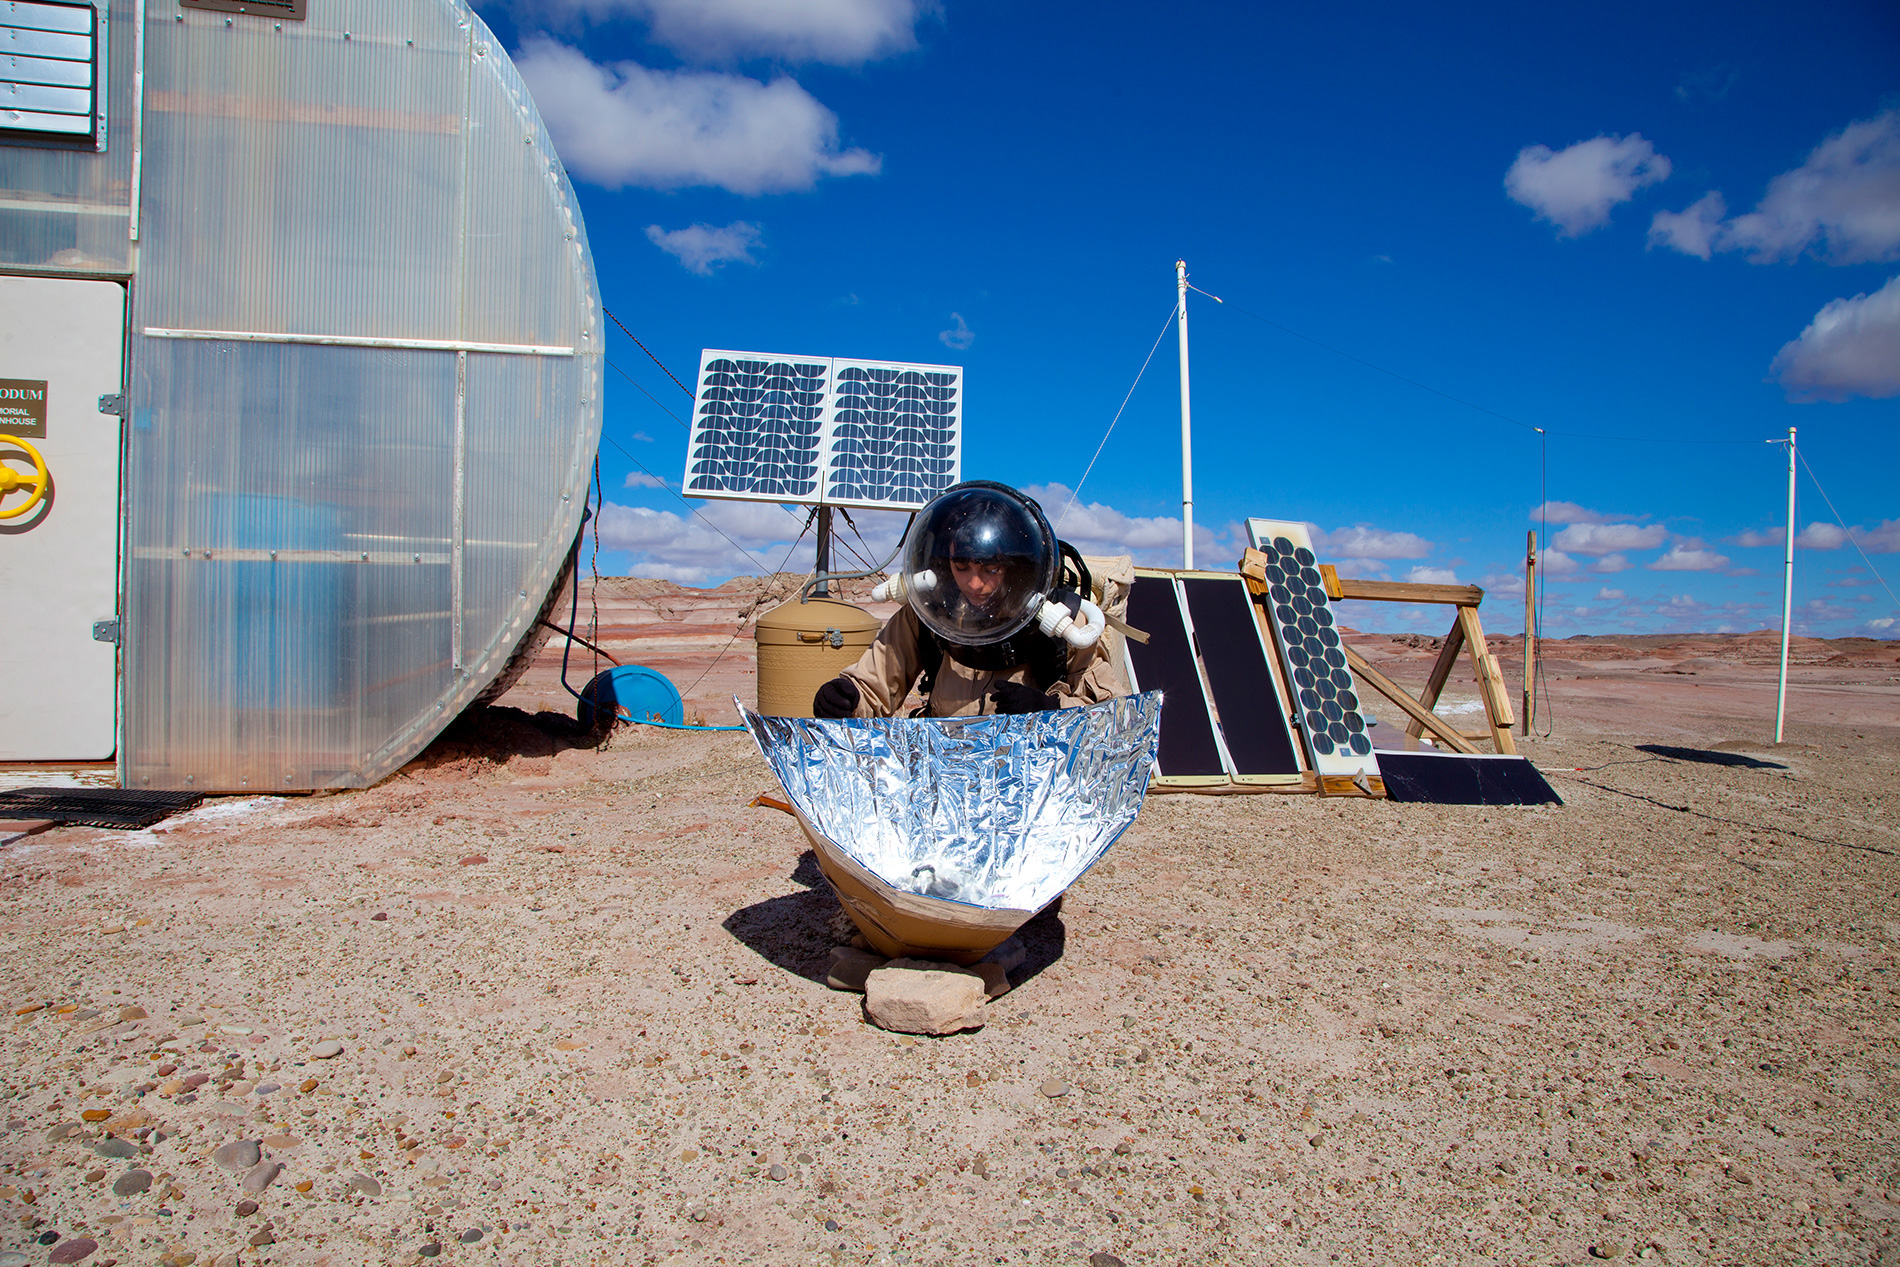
(682, 351, 962, 511)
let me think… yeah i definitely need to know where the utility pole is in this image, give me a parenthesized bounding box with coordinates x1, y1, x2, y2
(1176, 259, 1194, 569)
(1774, 426, 1796, 743)
(1522, 529, 1537, 735)
(813, 505, 833, 597)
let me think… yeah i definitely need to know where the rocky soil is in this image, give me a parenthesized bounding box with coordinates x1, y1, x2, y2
(0, 578, 1894, 1266)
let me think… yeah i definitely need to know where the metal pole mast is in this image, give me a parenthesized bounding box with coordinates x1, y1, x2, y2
(1522, 529, 1537, 735)
(1176, 259, 1194, 569)
(1774, 426, 1796, 743)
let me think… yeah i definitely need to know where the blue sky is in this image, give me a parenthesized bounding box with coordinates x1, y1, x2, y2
(474, 0, 1900, 638)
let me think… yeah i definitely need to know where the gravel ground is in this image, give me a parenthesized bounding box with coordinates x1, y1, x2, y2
(0, 683, 1894, 1265)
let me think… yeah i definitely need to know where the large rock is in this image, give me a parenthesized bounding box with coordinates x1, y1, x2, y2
(863, 960, 987, 1035)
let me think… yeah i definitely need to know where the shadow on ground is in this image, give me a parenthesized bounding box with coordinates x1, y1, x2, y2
(724, 850, 1068, 988)
(412, 704, 604, 767)
(1637, 743, 1788, 770)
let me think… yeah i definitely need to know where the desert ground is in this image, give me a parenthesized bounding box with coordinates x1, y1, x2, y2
(0, 574, 1895, 1267)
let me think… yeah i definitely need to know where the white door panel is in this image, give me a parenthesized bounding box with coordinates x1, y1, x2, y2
(0, 275, 124, 761)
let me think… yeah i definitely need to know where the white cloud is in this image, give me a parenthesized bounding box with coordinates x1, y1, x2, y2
(1312, 524, 1433, 561)
(938, 313, 974, 351)
(515, 39, 880, 193)
(645, 221, 763, 275)
(632, 431, 655, 443)
(1647, 191, 1728, 259)
(1651, 110, 1900, 264)
(1530, 500, 1645, 526)
(1480, 571, 1526, 598)
(1505, 134, 1671, 237)
(1028, 484, 1226, 566)
(1731, 526, 1784, 548)
(624, 471, 669, 489)
(595, 497, 911, 584)
(1795, 521, 1849, 549)
(1770, 274, 1900, 403)
(1405, 566, 1459, 585)
(1539, 548, 1582, 579)
(497, 0, 931, 65)
(1596, 587, 1625, 600)
(1590, 554, 1631, 574)
(1860, 520, 1900, 552)
(1648, 544, 1730, 571)
(1553, 522, 1667, 555)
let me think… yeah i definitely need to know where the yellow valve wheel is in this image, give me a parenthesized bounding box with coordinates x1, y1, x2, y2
(0, 435, 50, 521)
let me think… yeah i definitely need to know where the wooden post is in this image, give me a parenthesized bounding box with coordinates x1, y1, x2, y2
(1457, 605, 1518, 755)
(1406, 614, 1466, 741)
(1522, 529, 1536, 735)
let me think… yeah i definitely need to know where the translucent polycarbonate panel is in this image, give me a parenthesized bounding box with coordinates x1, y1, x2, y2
(124, 0, 602, 789)
(0, 0, 135, 275)
(457, 350, 595, 687)
(137, 5, 468, 339)
(124, 340, 456, 790)
(457, 32, 594, 353)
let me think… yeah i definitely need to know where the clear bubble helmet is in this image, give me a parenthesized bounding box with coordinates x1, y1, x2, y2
(898, 482, 1059, 647)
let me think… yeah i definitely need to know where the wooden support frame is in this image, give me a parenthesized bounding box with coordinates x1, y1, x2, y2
(1257, 554, 1518, 756)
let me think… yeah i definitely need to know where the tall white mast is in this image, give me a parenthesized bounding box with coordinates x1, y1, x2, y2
(1774, 426, 1796, 744)
(1176, 259, 1194, 569)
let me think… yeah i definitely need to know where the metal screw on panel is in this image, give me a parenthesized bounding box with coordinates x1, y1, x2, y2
(181, 548, 189, 557)
(270, 550, 278, 561)
(413, 553, 421, 563)
(202, 550, 212, 559)
(361, 552, 370, 561)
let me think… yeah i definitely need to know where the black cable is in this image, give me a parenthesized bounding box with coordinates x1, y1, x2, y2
(1546, 775, 1895, 858)
(603, 307, 695, 398)
(538, 617, 619, 667)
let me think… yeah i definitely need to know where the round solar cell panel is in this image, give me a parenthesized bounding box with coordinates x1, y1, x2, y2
(1312, 732, 1335, 755)
(1300, 689, 1321, 710)
(1345, 712, 1364, 733)
(1328, 721, 1350, 744)
(1300, 567, 1323, 588)
(1331, 668, 1353, 690)
(1291, 666, 1313, 688)
(1314, 607, 1334, 628)
(1338, 690, 1359, 712)
(1294, 547, 1315, 567)
(1264, 564, 1285, 585)
(1322, 701, 1343, 723)
(1292, 595, 1313, 617)
(1297, 615, 1318, 637)
(1314, 676, 1336, 700)
(1305, 709, 1326, 731)
(1273, 537, 1296, 556)
(1269, 584, 1291, 605)
(1323, 647, 1345, 669)
(1286, 646, 1310, 669)
(1349, 734, 1372, 756)
(1318, 627, 1340, 648)
(1276, 604, 1298, 625)
(1304, 636, 1326, 658)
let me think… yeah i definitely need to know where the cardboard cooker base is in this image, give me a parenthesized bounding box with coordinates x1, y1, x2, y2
(796, 813, 1034, 965)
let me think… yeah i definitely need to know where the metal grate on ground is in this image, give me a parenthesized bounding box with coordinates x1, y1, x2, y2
(0, 788, 206, 829)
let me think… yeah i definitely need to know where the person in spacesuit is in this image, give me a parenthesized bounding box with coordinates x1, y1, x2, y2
(812, 481, 1125, 719)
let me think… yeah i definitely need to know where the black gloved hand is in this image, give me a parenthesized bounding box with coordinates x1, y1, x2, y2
(989, 680, 1057, 714)
(813, 676, 861, 719)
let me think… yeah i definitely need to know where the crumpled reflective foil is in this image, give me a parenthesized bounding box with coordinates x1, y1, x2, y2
(741, 692, 1163, 913)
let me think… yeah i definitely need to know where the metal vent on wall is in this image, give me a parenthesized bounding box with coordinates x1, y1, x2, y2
(177, 0, 307, 19)
(0, 0, 106, 149)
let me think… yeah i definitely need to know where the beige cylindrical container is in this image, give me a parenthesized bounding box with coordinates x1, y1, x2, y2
(753, 596, 883, 716)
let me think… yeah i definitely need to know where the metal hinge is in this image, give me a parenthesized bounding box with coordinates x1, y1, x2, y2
(97, 394, 127, 417)
(92, 620, 120, 644)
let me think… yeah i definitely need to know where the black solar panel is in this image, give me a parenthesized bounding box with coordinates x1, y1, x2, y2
(1374, 752, 1561, 805)
(1181, 576, 1303, 776)
(0, 788, 206, 829)
(1125, 575, 1224, 778)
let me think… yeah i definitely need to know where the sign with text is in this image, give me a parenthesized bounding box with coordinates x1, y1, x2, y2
(0, 380, 47, 437)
